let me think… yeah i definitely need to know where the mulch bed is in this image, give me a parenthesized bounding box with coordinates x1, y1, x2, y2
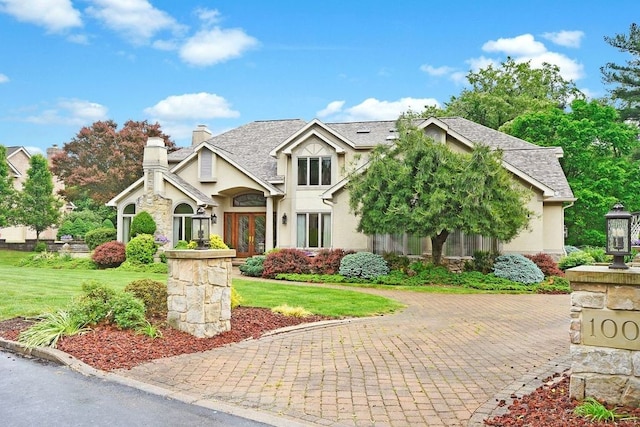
(2, 312, 640, 426)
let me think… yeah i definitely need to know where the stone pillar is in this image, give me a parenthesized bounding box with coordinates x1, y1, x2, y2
(567, 265, 640, 406)
(165, 249, 236, 338)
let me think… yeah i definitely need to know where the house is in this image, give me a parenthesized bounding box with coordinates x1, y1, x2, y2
(106, 117, 575, 259)
(0, 145, 70, 243)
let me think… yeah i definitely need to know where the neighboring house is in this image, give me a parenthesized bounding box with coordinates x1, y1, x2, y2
(0, 145, 71, 242)
(107, 117, 575, 259)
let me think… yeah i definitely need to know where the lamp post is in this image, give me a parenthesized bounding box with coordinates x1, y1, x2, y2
(605, 202, 631, 269)
(192, 206, 210, 250)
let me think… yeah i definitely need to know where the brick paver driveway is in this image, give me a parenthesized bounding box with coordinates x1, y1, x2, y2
(119, 288, 569, 426)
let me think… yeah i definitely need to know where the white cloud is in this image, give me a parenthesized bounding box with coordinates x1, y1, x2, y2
(317, 101, 345, 118)
(86, 0, 184, 44)
(67, 33, 89, 44)
(466, 56, 499, 72)
(542, 30, 584, 48)
(420, 64, 455, 77)
(0, 73, 8, 83)
(478, 33, 585, 81)
(323, 97, 440, 122)
(483, 34, 547, 56)
(144, 93, 239, 121)
(0, 0, 82, 32)
(196, 8, 221, 26)
(179, 27, 258, 66)
(24, 99, 108, 126)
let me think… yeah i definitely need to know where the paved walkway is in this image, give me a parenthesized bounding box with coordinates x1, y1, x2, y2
(118, 285, 570, 427)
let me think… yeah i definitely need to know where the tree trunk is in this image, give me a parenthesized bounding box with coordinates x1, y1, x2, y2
(431, 231, 449, 265)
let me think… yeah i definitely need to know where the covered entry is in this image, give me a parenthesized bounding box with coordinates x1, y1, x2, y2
(224, 213, 266, 258)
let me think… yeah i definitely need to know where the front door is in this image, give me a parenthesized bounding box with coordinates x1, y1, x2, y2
(224, 213, 266, 258)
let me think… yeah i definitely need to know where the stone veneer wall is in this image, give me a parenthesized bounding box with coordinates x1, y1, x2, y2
(567, 265, 640, 406)
(165, 249, 236, 338)
(137, 194, 171, 241)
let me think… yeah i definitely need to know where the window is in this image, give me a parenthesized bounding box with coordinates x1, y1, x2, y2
(371, 233, 424, 256)
(296, 213, 331, 248)
(233, 193, 266, 207)
(122, 203, 136, 243)
(173, 203, 194, 243)
(297, 157, 331, 186)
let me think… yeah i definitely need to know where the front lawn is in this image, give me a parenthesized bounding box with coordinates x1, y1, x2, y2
(0, 250, 403, 321)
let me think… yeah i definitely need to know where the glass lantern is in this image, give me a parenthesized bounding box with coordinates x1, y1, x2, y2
(192, 206, 210, 250)
(605, 202, 631, 269)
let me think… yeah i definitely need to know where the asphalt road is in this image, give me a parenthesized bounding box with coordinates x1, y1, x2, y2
(0, 350, 270, 427)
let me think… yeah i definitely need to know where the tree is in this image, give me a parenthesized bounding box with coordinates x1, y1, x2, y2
(14, 155, 62, 242)
(347, 120, 531, 265)
(503, 99, 640, 246)
(0, 145, 16, 227)
(601, 23, 640, 121)
(50, 120, 175, 205)
(442, 58, 583, 129)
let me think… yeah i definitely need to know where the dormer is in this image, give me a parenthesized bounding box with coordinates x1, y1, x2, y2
(198, 146, 217, 182)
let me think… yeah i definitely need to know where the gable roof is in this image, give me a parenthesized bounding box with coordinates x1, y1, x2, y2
(106, 171, 216, 207)
(5, 146, 31, 177)
(432, 117, 574, 200)
(169, 119, 307, 188)
(164, 116, 573, 203)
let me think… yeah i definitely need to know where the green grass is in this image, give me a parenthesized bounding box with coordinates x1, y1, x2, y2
(0, 250, 166, 320)
(232, 279, 403, 317)
(0, 250, 404, 321)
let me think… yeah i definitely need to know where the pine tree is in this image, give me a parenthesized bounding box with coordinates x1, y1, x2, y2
(602, 23, 640, 121)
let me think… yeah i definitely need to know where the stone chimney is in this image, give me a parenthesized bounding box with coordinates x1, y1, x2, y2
(143, 137, 168, 195)
(46, 144, 62, 166)
(192, 125, 212, 146)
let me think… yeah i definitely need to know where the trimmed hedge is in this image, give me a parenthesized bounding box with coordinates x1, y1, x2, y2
(130, 211, 156, 238)
(239, 255, 265, 277)
(262, 249, 311, 278)
(124, 279, 167, 318)
(92, 241, 126, 268)
(125, 234, 157, 264)
(524, 253, 564, 277)
(85, 227, 117, 250)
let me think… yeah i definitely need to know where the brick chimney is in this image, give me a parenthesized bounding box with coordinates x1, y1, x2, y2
(192, 125, 212, 146)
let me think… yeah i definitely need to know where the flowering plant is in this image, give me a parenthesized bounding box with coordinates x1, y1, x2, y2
(632, 239, 640, 247)
(153, 234, 169, 245)
(60, 235, 73, 241)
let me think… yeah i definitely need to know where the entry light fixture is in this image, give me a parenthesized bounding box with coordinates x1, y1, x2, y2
(192, 206, 210, 250)
(211, 213, 217, 224)
(282, 213, 288, 225)
(605, 202, 631, 269)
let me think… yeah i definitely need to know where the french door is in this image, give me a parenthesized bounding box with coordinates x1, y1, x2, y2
(224, 213, 266, 258)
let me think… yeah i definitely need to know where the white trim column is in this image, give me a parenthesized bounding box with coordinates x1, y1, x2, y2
(265, 196, 274, 251)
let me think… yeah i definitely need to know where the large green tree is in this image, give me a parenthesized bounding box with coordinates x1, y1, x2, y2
(0, 145, 16, 227)
(50, 120, 175, 205)
(15, 154, 63, 242)
(441, 58, 583, 129)
(347, 120, 531, 264)
(503, 99, 640, 246)
(602, 23, 640, 121)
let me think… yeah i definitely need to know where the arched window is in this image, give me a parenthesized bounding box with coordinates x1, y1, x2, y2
(173, 203, 194, 243)
(122, 204, 136, 243)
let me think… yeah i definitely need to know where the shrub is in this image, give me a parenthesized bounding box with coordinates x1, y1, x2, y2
(339, 252, 389, 280)
(130, 211, 156, 238)
(70, 280, 146, 329)
(311, 249, 354, 275)
(524, 253, 564, 277)
(581, 246, 609, 263)
(239, 255, 265, 277)
(33, 242, 47, 253)
(231, 287, 242, 309)
(92, 241, 126, 268)
(262, 248, 312, 278)
(174, 240, 197, 249)
(209, 234, 229, 249)
(110, 292, 146, 329)
(84, 227, 117, 250)
(117, 260, 168, 274)
(57, 210, 103, 239)
(70, 281, 118, 326)
(124, 279, 167, 318)
(558, 251, 595, 270)
(564, 245, 581, 255)
(125, 234, 156, 264)
(102, 218, 115, 229)
(492, 254, 544, 285)
(382, 252, 412, 272)
(465, 250, 500, 274)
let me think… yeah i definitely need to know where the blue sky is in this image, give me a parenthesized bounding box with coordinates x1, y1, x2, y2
(0, 1, 636, 155)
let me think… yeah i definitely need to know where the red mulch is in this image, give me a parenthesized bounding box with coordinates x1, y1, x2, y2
(2, 312, 640, 426)
(0, 307, 329, 371)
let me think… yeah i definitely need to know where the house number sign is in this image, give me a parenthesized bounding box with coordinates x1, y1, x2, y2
(582, 308, 640, 351)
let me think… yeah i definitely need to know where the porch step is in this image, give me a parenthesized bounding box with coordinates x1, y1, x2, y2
(232, 258, 247, 267)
